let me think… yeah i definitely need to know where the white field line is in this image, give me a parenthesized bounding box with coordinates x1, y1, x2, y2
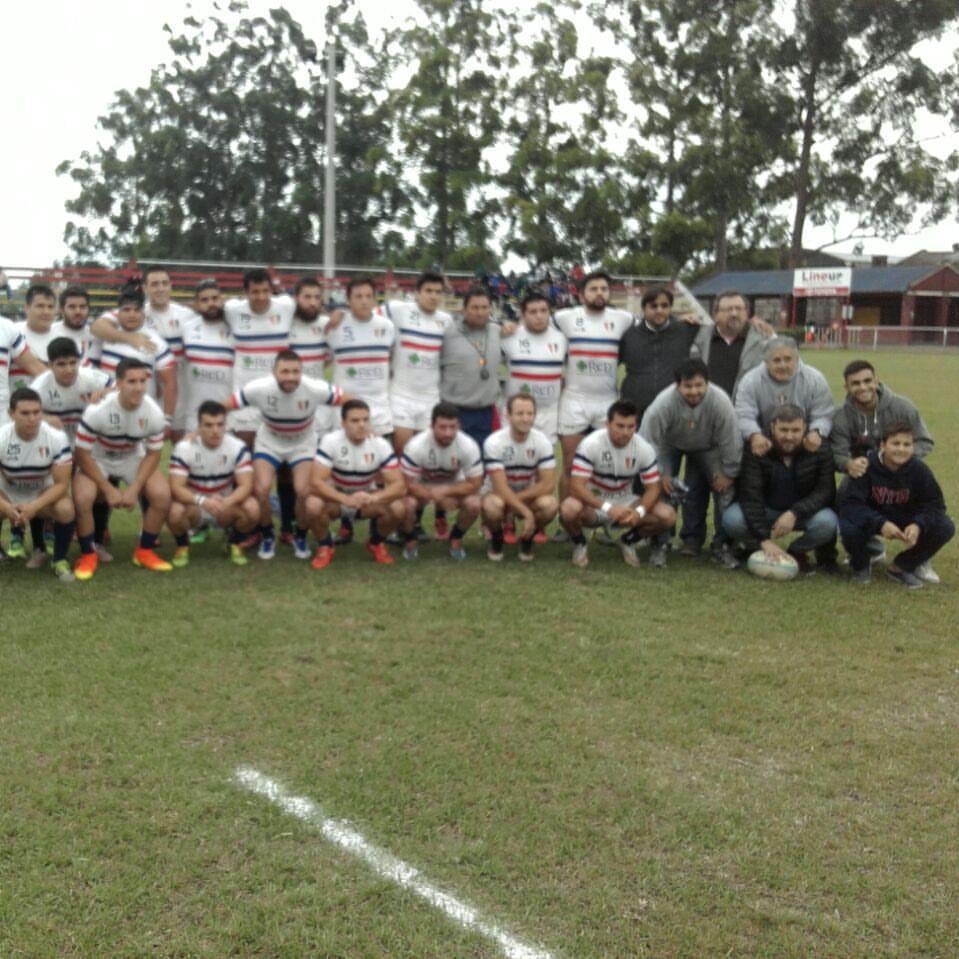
(234, 766, 557, 959)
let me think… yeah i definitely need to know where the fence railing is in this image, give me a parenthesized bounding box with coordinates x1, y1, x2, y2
(804, 325, 959, 350)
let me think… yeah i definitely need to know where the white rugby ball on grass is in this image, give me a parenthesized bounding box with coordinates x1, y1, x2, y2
(746, 549, 799, 581)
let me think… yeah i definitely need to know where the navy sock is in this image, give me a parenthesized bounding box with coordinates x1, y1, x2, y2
(139, 531, 159, 550)
(450, 525, 465, 541)
(572, 532, 587, 546)
(79, 533, 96, 555)
(259, 524, 275, 540)
(277, 475, 296, 534)
(53, 521, 75, 562)
(369, 520, 384, 546)
(92, 501, 110, 543)
(228, 528, 245, 545)
(319, 534, 333, 547)
(175, 533, 190, 547)
(29, 518, 45, 551)
(491, 530, 504, 551)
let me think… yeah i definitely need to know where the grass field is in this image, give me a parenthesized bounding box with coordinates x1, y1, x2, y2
(3, 349, 958, 958)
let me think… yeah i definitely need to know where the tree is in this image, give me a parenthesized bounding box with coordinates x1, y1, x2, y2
(779, 0, 959, 265)
(609, 0, 793, 274)
(57, 2, 399, 264)
(389, 0, 512, 269)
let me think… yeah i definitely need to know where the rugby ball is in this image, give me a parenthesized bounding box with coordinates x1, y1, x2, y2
(746, 549, 799, 581)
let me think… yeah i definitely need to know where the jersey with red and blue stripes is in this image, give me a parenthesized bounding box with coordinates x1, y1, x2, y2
(326, 314, 395, 405)
(553, 306, 634, 400)
(482, 426, 556, 491)
(170, 434, 252, 495)
(234, 374, 342, 443)
(379, 300, 450, 400)
(0, 421, 71, 493)
(315, 428, 398, 492)
(571, 428, 659, 497)
(223, 294, 295, 392)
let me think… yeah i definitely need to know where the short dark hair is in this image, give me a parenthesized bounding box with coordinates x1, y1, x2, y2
(579, 270, 612, 291)
(117, 288, 145, 310)
(769, 403, 806, 426)
(431, 401, 460, 424)
(346, 275, 376, 297)
(607, 399, 639, 422)
(294, 276, 322, 296)
(116, 358, 151, 380)
(674, 358, 709, 384)
(273, 348, 301, 366)
(843, 359, 875, 380)
(881, 421, 914, 442)
(641, 285, 674, 309)
(47, 337, 81, 363)
(58, 284, 89, 308)
(243, 268, 272, 290)
(195, 278, 220, 296)
(141, 265, 170, 285)
(506, 393, 537, 413)
(198, 400, 227, 420)
(461, 286, 491, 309)
(341, 398, 370, 419)
(10, 387, 40, 411)
(26, 283, 55, 305)
(521, 292, 550, 313)
(416, 271, 445, 290)
(713, 290, 747, 313)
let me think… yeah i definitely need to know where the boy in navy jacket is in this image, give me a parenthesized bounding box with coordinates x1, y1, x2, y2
(839, 423, 954, 588)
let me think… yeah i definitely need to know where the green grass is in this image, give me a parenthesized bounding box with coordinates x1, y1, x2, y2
(3, 349, 959, 958)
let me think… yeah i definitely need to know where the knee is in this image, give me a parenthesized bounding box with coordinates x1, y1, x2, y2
(537, 495, 558, 518)
(560, 497, 582, 523)
(482, 496, 503, 521)
(389, 499, 406, 521)
(53, 497, 75, 523)
(721, 504, 746, 538)
(462, 495, 481, 514)
(655, 502, 676, 527)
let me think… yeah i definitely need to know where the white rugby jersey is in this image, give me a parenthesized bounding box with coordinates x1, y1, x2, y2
(553, 306, 634, 400)
(234, 374, 342, 444)
(85, 320, 174, 399)
(223, 294, 295, 392)
(9, 323, 55, 391)
(379, 300, 450, 400)
(170, 433, 252, 495)
(401, 429, 483, 484)
(146, 301, 195, 421)
(288, 315, 330, 380)
(182, 318, 235, 412)
(76, 392, 166, 463)
(0, 318, 29, 418)
(50, 320, 91, 359)
(326, 313, 395, 406)
(482, 426, 556, 491)
(315, 428, 398, 492)
(31, 367, 113, 445)
(0, 421, 71, 494)
(501, 325, 567, 411)
(571, 428, 660, 496)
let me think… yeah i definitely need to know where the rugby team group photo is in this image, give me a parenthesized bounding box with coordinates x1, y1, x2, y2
(1, 266, 952, 587)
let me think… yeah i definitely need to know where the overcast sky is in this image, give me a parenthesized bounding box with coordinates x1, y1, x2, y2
(2, 0, 957, 271)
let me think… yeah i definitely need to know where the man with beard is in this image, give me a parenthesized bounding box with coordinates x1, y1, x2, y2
(722, 404, 839, 574)
(287, 276, 333, 439)
(182, 280, 235, 432)
(552, 271, 636, 529)
(639, 359, 741, 566)
(50, 285, 93, 360)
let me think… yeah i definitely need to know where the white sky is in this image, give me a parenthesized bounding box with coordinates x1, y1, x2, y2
(1, 0, 957, 270)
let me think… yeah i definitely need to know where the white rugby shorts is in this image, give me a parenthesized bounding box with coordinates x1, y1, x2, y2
(557, 393, 611, 436)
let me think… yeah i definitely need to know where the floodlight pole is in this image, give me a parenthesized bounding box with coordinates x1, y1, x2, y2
(323, 35, 336, 282)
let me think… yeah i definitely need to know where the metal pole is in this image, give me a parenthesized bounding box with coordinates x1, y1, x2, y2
(323, 36, 336, 282)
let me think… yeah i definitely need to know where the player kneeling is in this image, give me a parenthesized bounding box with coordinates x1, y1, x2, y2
(481, 394, 558, 562)
(72, 359, 172, 580)
(0, 388, 76, 581)
(560, 400, 675, 568)
(167, 401, 259, 566)
(305, 399, 406, 568)
(400, 402, 483, 561)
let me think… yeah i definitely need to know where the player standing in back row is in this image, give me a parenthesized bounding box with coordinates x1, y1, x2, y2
(553, 271, 636, 519)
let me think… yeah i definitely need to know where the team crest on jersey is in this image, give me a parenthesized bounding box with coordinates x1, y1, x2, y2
(138, 417, 147, 429)
(604, 321, 614, 331)
(625, 456, 635, 468)
(547, 343, 559, 353)
(297, 400, 309, 411)
(527, 448, 535, 460)
(38, 446, 49, 458)
(374, 328, 386, 338)
(363, 452, 375, 464)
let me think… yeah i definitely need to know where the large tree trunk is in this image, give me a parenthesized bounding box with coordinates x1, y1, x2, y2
(790, 63, 819, 268)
